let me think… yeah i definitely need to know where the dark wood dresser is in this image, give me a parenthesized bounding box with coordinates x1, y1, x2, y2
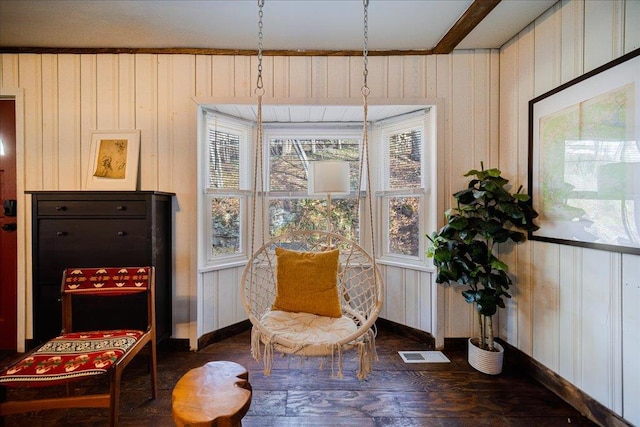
(28, 191, 174, 345)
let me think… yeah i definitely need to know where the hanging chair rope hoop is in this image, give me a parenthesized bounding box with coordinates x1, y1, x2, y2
(241, 0, 383, 380)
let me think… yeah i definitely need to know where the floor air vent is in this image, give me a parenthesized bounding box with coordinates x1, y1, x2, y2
(398, 351, 450, 364)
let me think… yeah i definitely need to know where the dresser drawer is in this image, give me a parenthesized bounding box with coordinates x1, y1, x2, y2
(37, 200, 146, 216)
(37, 218, 149, 281)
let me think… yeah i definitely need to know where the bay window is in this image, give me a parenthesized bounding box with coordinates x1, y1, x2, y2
(199, 104, 434, 270)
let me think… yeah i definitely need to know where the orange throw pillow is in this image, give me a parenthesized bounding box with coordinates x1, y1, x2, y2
(272, 247, 342, 318)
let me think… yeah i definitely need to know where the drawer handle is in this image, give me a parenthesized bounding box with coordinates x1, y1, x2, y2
(56, 231, 67, 236)
(116, 205, 127, 211)
(117, 231, 127, 236)
(55, 206, 67, 211)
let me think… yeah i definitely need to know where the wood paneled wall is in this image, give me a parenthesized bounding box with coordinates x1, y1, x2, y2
(0, 49, 499, 352)
(499, 0, 639, 423)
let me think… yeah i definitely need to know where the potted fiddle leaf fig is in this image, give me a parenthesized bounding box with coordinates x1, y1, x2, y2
(427, 163, 539, 374)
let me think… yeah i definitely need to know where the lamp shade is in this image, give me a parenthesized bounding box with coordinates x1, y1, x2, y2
(308, 160, 350, 196)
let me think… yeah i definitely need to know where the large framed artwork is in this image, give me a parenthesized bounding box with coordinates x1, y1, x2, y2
(528, 49, 640, 255)
(84, 130, 141, 191)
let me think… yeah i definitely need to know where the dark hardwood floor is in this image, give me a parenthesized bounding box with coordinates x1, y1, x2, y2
(2, 325, 595, 426)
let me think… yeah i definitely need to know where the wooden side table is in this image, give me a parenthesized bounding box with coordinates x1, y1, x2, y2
(172, 361, 252, 427)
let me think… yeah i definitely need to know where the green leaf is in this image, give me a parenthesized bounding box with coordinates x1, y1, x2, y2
(443, 208, 454, 220)
(487, 273, 511, 290)
(435, 271, 450, 284)
(485, 168, 502, 178)
(448, 215, 468, 230)
(470, 242, 489, 264)
(492, 229, 510, 243)
(480, 220, 503, 234)
(490, 258, 509, 272)
(472, 189, 486, 200)
(458, 228, 477, 242)
(440, 224, 458, 239)
(476, 301, 498, 316)
(481, 180, 501, 193)
(509, 231, 526, 242)
(461, 290, 478, 304)
(433, 247, 452, 263)
(513, 193, 530, 202)
(454, 188, 476, 204)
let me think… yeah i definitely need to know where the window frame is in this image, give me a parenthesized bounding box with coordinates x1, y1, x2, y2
(262, 125, 364, 241)
(199, 109, 253, 269)
(375, 111, 431, 267)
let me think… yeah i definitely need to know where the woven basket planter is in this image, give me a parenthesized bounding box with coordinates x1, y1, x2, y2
(468, 338, 504, 375)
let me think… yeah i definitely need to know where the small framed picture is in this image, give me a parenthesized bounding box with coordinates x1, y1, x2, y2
(84, 130, 141, 191)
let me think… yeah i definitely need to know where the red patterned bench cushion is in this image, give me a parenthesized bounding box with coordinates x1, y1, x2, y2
(0, 330, 144, 387)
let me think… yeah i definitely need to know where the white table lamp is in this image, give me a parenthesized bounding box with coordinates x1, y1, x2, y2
(308, 160, 350, 233)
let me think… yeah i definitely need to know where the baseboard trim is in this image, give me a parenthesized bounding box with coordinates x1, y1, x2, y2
(376, 318, 435, 349)
(195, 319, 435, 351)
(160, 337, 190, 352)
(24, 339, 35, 351)
(499, 340, 630, 427)
(197, 320, 252, 350)
(443, 336, 468, 351)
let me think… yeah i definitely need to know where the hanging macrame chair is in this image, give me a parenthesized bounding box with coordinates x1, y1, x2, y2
(240, 0, 383, 380)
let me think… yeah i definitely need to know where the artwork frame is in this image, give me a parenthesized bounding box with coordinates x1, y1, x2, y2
(84, 129, 141, 191)
(528, 49, 640, 255)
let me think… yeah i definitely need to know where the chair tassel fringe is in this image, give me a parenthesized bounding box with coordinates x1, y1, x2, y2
(357, 329, 378, 380)
(251, 326, 378, 380)
(251, 326, 276, 377)
(251, 326, 262, 362)
(263, 341, 274, 376)
(330, 343, 344, 379)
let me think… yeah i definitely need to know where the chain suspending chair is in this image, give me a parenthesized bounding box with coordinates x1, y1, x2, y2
(240, 0, 383, 380)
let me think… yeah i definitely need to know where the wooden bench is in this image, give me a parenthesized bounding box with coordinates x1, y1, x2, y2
(172, 361, 252, 427)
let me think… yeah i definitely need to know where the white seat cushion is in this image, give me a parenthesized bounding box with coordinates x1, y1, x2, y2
(260, 310, 358, 356)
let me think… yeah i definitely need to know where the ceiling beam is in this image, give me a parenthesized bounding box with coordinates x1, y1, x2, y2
(432, 0, 501, 54)
(0, 46, 432, 56)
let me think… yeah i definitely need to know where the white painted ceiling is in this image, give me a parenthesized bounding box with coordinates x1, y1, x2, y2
(0, 0, 556, 51)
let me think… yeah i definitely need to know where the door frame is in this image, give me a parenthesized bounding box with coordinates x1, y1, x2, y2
(1, 88, 26, 352)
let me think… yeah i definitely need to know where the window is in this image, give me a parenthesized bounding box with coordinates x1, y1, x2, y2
(198, 103, 435, 270)
(378, 113, 429, 263)
(265, 128, 361, 241)
(200, 111, 251, 266)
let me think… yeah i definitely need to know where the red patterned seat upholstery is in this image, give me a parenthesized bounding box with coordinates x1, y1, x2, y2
(0, 267, 157, 427)
(1, 330, 144, 387)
